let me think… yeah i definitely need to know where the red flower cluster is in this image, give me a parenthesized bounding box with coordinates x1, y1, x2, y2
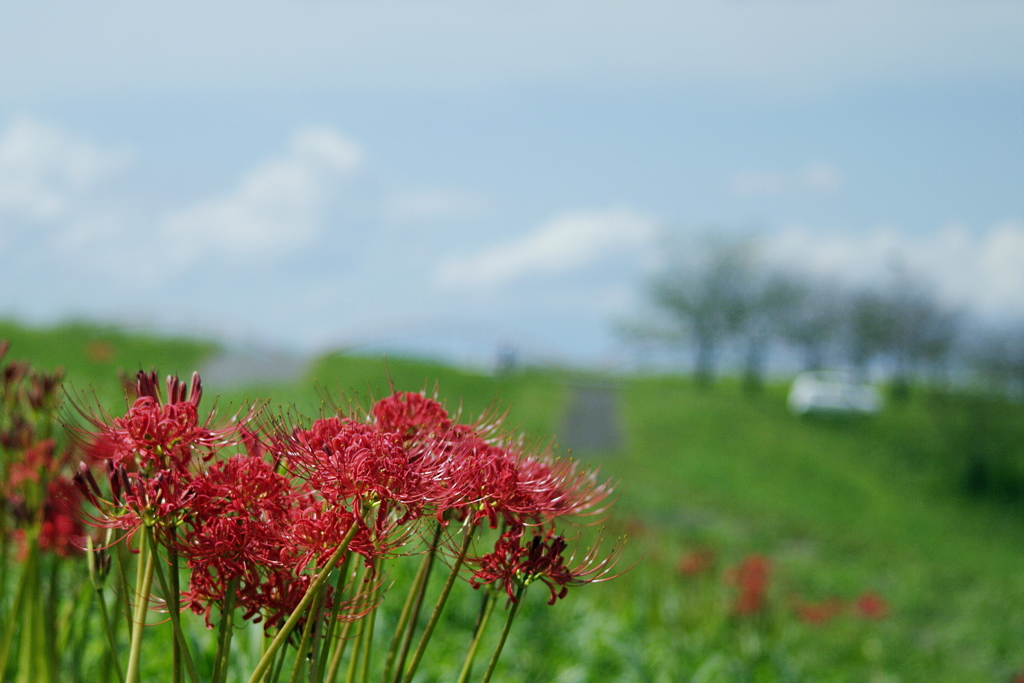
(73, 374, 619, 626)
(1, 341, 84, 558)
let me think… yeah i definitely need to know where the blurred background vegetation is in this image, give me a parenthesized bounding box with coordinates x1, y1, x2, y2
(2, 315, 1023, 681)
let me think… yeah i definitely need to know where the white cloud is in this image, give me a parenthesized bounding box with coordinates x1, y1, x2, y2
(435, 208, 657, 288)
(764, 219, 1024, 318)
(729, 162, 845, 198)
(0, 117, 131, 221)
(158, 126, 361, 264)
(383, 189, 488, 223)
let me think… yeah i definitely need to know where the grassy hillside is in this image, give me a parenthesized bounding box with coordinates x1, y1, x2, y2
(3, 321, 1023, 681)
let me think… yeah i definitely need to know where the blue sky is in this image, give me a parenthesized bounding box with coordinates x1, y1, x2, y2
(1, 1, 1022, 367)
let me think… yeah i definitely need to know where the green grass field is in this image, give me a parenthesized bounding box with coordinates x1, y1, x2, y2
(2, 320, 1023, 682)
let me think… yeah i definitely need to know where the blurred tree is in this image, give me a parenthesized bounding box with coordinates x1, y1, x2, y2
(847, 273, 960, 397)
(649, 235, 754, 386)
(847, 289, 896, 383)
(973, 323, 1024, 398)
(774, 278, 848, 372)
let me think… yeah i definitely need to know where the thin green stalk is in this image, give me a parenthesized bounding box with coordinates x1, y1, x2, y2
(454, 591, 497, 683)
(311, 552, 354, 683)
(169, 543, 182, 683)
(378, 524, 439, 683)
(389, 523, 443, 683)
(477, 586, 525, 683)
(326, 561, 372, 683)
(287, 583, 325, 683)
(0, 507, 9, 623)
(125, 528, 157, 683)
(268, 640, 289, 683)
(147, 529, 199, 683)
(246, 522, 360, 683)
(212, 576, 240, 683)
(43, 558, 59, 683)
(343, 614, 367, 683)
(114, 535, 135, 637)
(356, 585, 379, 683)
(323, 608, 356, 683)
(66, 578, 95, 683)
(94, 581, 125, 683)
(16, 543, 43, 683)
(0, 543, 32, 679)
(399, 521, 476, 683)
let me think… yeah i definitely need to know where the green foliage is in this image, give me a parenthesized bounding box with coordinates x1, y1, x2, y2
(0, 319, 217, 407)
(3, 322, 1024, 681)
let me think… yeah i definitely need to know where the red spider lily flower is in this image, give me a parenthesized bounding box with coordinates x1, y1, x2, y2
(285, 493, 377, 570)
(727, 554, 772, 615)
(677, 548, 716, 577)
(794, 597, 844, 625)
(72, 371, 247, 475)
(854, 590, 888, 619)
(70, 370, 254, 541)
(442, 434, 614, 530)
(468, 525, 626, 605)
(281, 416, 445, 529)
(511, 451, 614, 523)
(371, 391, 453, 442)
(174, 455, 299, 625)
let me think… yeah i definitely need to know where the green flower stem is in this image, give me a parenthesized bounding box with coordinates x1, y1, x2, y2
(93, 579, 125, 683)
(125, 528, 157, 683)
(324, 604, 357, 683)
(399, 521, 477, 683)
(357, 581, 380, 683)
(16, 542, 44, 683)
(0, 506, 9, 622)
(312, 551, 354, 683)
(246, 522, 360, 683)
(267, 640, 288, 683)
(286, 578, 325, 683)
(379, 521, 441, 683)
(0, 539, 32, 678)
(213, 576, 240, 683)
(43, 557, 59, 682)
(146, 528, 199, 683)
(387, 536, 437, 683)
(328, 562, 373, 683)
(343, 611, 368, 683)
(477, 586, 525, 683)
(114, 535, 135, 638)
(454, 591, 497, 683)
(169, 543, 182, 683)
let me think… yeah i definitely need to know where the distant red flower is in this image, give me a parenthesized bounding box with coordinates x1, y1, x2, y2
(855, 590, 888, 619)
(677, 548, 716, 577)
(85, 341, 115, 363)
(794, 597, 844, 625)
(727, 554, 772, 615)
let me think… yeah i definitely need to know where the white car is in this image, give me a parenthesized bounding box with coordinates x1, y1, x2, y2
(787, 371, 882, 416)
